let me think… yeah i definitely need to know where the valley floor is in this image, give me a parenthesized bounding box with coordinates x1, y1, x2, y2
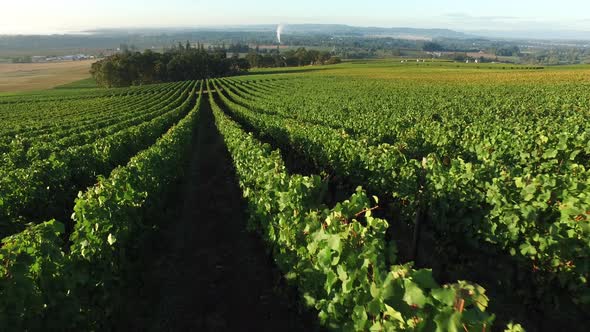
(0, 60, 93, 93)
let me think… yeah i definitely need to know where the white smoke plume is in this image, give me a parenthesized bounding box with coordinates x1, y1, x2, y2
(277, 24, 285, 44)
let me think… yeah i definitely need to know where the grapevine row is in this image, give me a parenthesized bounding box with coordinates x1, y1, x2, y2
(0, 82, 203, 329)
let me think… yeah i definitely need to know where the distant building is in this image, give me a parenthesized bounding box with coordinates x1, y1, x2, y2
(30, 54, 93, 63)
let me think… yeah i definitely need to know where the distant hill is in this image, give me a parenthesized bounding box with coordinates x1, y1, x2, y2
(1, 24, 587, 59)
(466, 29, 590, 42)
(87, 24, 472, 40)
(277, 24, 472, 40)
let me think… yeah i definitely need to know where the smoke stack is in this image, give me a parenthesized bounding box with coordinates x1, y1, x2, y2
(276, 24, 284, 44)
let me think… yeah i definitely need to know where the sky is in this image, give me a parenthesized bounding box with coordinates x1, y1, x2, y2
(1, 0, 590, 35)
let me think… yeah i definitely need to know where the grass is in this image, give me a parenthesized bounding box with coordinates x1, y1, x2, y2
(0, 60, 94, 93)
(54, 77, 98, 89)
(248, 59, 590, 84)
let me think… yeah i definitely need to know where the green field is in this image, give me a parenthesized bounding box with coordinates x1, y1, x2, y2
(1, 61, 589, 331)
(53, 77, 98, 89)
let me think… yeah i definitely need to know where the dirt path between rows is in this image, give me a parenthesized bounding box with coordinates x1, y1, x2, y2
(118, 98, 318, 331)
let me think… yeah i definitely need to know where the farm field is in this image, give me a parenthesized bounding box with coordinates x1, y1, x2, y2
(1, 60, 589, 331)
(0, 60, 93, 93)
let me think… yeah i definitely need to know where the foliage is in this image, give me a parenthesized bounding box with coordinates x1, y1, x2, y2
(0, 82, 203, 329)
(91, 47, 249, 87)
(213, 71, 590, 309)
(245, 47, 341, 68)
(0, 220, 80, 330)
(423, 42, 444, 52)
(7, 61, 590, 330)
(495, 46, 521, 57)
(0, 81, 198, 238)
(208, 80, 496, 331)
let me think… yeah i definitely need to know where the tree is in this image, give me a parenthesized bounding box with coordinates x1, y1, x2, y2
(423, 42, 443, 52)
(452, 53, 468, 62)
(307, 50, 320, 65)
(90, 47, 250, 87)
(496, 46, 520, 56)
(326, 57, 342, 65)
(319, 51, 332, 64)
(246, 51, 263, 68)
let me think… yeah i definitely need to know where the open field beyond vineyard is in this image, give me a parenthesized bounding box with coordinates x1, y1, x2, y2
(1, 61, 589, 331)
(0, 60, 93, 93)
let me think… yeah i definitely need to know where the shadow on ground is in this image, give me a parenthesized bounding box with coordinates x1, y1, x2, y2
(116, 97, 321, 332)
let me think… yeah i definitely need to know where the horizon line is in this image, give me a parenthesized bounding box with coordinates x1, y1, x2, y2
(1, 23, 590, 42)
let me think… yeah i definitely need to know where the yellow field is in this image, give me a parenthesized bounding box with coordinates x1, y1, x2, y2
(0, 60, 93, 93)
(252, 60, 590, 85)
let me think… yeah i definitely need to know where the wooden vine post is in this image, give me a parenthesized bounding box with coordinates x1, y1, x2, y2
(411, 158, 428, 262)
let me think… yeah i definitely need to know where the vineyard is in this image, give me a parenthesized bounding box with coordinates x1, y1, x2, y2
(1, 61, 589, 331)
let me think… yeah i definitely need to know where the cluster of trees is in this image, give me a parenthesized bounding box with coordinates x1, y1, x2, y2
(521, 47, 590, 65)
(448, 53, 495, 63)
(90, 43, 249, 87)
(11, 56, 32, 63)
(227, 43, 250, 53)
(244, 52, 282, 68)
(422, 42, 444, 52)
(495, 46, 521, 56)
(283, 48, 341, 66)
(245, 47, 341, 68)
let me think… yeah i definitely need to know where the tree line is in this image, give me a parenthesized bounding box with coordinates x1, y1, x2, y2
(90, 43, 250, 88)
(245, 47, 341, 68)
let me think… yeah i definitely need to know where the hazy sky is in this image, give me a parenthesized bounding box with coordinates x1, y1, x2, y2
(2, 0, 590, 34)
